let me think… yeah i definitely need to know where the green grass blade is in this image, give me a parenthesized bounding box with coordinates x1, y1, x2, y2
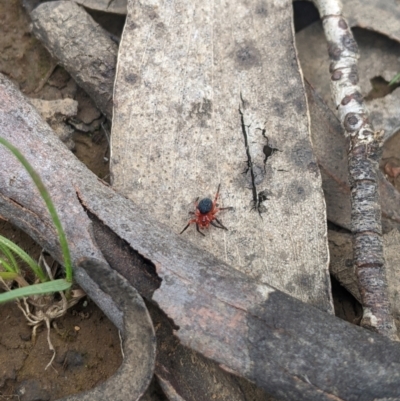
(0, 279, 71, 304)
(0, 235, 47, 282)
(389, 72, 400, 86)
(0, 256, 16, 273)
(0, 242, 20, 273)
(0, 271, 19, 280)
(0, 137, 73, 282)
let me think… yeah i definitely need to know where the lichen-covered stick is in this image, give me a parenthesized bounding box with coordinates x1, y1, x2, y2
(313, 0, 398, 340)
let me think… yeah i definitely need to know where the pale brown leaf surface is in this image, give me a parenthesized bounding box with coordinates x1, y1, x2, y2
(111, 0, 333, 312)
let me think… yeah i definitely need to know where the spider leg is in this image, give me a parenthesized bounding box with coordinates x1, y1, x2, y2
(196, 224, 205, 236)
(213, 184, 221, 203)
(218, 206, 234, 211)
(214, 218, 228, 230)
(180, 223, 191, 234)
(210, 221, 224, 229)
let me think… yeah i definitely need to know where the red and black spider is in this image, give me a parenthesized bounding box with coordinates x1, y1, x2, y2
(180, 184, 233, 236)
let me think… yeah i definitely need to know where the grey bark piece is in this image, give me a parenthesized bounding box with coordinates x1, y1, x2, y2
(111, 0, 333, 313)
(30, 1, 117, 119)
(4, 73, 400, 399)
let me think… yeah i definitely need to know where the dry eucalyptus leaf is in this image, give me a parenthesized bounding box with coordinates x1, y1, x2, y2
(296, 22, 400, 112)
(111, 0, 333, 313)
(343, 0, 400, 44)
(369, 88, 400, 141)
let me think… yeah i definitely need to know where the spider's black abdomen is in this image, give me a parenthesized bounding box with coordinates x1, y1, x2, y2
(198, 198, 213, 214)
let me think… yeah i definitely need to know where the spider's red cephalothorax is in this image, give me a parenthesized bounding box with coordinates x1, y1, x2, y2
(180, 184, 233, 236)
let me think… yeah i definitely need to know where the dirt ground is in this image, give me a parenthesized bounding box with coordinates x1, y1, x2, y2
(0, 1, 123, 399)
(0, 300, 122, 400)
(1, 0, 399, 399)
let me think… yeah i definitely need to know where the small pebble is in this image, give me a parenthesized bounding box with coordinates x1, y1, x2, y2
(17, 379, 50, 401)
(64, 350, 84, 369)
(19, 332, 31, 342)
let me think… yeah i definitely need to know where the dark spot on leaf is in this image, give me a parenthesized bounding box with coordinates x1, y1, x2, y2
(255, 1, 268, 16)
(244, 163, 265, 188)
(148, 10, 158, 20)
(252, 189, 271, 214)
(292, 146, 313, 167)
(125, 73, 139, 84)
(307, 162, 319, 176)
(288, 181, 309, 203)
(235, 42, 261, 70)
(263, 144, 277, 161)
(293, 95, 306, 115)
(189, 99, 212, 126)
(271, 98, 286, 117)
(285, 282, 295, 294)
(261, 131, 280, 165)
(345, 259, 353, 267)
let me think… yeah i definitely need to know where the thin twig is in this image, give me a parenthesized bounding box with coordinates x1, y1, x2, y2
(314, 0, 398, 339)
